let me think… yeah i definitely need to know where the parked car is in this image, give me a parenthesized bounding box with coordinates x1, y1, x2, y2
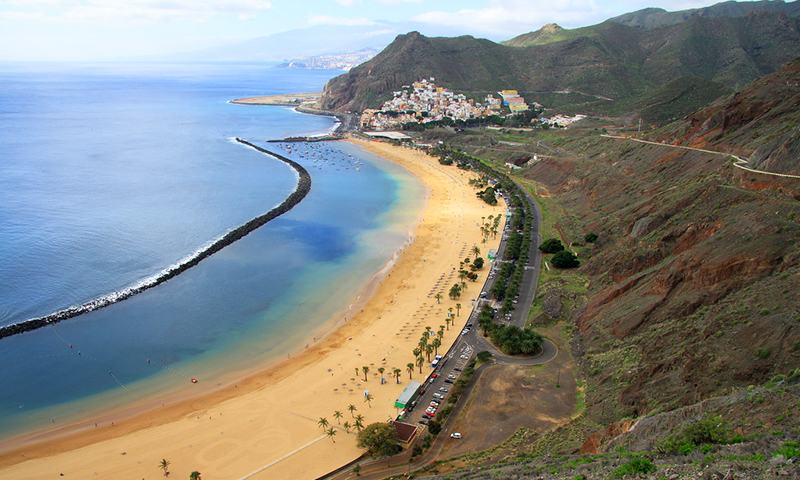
(448, 374, 456, 380)
(419, 419, 428, 425)
(430, 401, 440, 407)
(433, 393, 445, 399)
(439, 387, 449, 393)
(421, 414, 431, 419)
(444, 379, 454, 384)
(450, 433, 462, 439)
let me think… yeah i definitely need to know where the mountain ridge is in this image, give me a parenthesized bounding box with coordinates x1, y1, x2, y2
(320, 4, 800, 122)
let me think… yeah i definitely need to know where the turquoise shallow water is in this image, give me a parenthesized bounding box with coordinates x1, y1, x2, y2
(0, 63, 423, 441)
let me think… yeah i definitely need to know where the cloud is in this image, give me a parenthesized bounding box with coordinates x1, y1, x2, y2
(409, 0, 638, 36)
(307, 15, 379, 27)
(0, 0, 273, 24)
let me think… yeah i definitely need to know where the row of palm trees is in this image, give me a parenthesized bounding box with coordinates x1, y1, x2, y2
(481, 214, 501, 240)
(354, 365, 404, 384)
(318, 404, 367, 443)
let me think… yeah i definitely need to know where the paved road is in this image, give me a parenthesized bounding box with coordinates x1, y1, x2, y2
(601, 134, 800, 180)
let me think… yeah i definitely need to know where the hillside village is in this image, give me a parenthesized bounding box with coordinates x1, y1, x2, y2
(360, 78, 536, 130)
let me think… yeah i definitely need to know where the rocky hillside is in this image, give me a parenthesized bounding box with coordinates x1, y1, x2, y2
(403, 57, 800, 478)
(320, 5, 800, 118)
(658, 57, 800, 176)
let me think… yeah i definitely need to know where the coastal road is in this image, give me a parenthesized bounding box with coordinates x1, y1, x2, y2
(508, 175, 544, 329)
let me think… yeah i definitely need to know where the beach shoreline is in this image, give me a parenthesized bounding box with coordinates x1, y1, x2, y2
(0, 136, 503, 480)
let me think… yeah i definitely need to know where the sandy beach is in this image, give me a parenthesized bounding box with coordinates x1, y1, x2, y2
(0, 137, 504, 480)
(230, 93, 321, 106)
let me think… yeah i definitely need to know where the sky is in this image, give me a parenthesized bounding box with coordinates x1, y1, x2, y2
(0, 0, 732, 61)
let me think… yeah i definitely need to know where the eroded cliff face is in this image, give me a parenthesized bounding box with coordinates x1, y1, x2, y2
(659, 57, 800, 177)
(527, 132, 800, 426)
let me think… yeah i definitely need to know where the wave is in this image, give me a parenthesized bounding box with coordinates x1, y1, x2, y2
(0, 138, 311, 341)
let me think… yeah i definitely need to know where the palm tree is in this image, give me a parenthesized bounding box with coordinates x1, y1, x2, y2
(445, 317, 451, 330)
(406, 363, 414, 379)
(348, 404, 357, 417)
(158, 458, 170, 477)
(355, 367, 360, 376)
(318, 417, 329, 430)
(354, 416, 364, 432)
(333, 410, 343, 424)
(378, 367, 385, 383)
(425, 326, 433, 336)
(434, 292, 442, 304)
(432, 338, 441, 356)
(438, 327, 445, 339)
(362, 365, 369, 382)
(326, 427, 337, 443)
(364, 393, 373, 408)
(343, 421, 351, 433)
(393, 368, 401, 383)
(449, 283, 461, 299)
(412, 347, 421, 359)
(425, 344, 434, 361)
(456, 303, 461, 317)
(416, 355, 425, 374)
(448, 307, 453, 317)
(189, 472, 201, 480)
(459, 270, 468, 289)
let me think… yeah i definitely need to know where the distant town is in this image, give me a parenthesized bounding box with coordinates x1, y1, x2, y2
(277, 49, 379, 70)
(360, 78, 550, 131)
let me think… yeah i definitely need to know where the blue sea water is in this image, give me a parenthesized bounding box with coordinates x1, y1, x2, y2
(0, 63, 423, 441)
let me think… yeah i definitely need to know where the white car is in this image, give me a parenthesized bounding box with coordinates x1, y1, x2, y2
(450, 433, 461, 439)
(432, 393, 445, 399)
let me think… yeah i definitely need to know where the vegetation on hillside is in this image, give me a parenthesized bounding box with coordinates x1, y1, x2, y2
(374, 54, 800, 478)
(321, 9, 800, 122)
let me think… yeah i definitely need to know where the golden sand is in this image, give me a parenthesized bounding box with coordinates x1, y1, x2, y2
(0, 138, 503, 480)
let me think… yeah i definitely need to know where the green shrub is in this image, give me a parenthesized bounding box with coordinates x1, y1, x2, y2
(660, 414, 732, 453)
(754, 347, 771, 359)
(612, 458, 656, 477)
(584, 232, 598, 243)
(552, 251, 580, 268)
(775, 441, 800, 460)
(539, 238, 565, 253)
(428, 419, 442, 435)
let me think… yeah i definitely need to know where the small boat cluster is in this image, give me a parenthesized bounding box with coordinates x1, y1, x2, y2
(276, 143, 362, 172)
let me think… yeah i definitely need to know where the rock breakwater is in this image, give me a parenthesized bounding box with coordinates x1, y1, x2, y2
(0, 138, 311, 341)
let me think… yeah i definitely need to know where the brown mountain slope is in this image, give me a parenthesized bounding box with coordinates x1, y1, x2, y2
(399, 56, 800, 470)
(658, 57, 800, 176)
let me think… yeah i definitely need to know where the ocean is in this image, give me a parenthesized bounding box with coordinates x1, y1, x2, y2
(0, 62, 423, 442)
